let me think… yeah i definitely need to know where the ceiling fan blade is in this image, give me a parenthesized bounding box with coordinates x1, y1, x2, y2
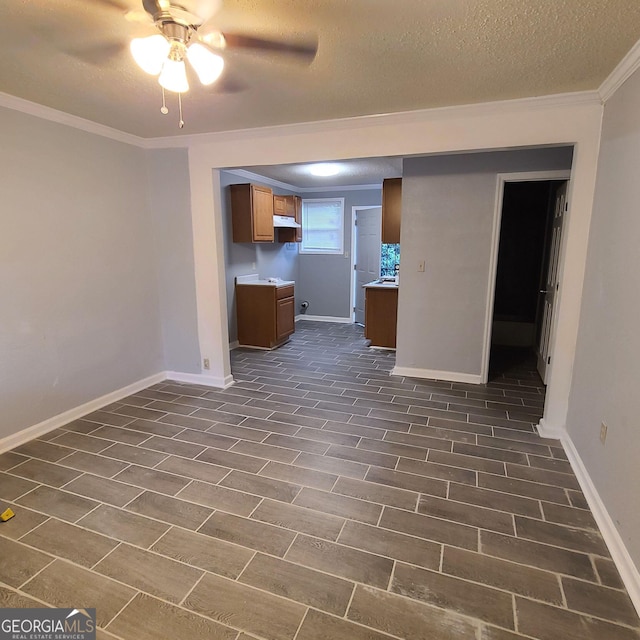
(65, 41, 128, 66)
(208, 71, 247, 94)
(85, 0, 131, 10)
(142, 0, 170, 17)
(220, 32, 318, 63)
(124, 10, 154, 24)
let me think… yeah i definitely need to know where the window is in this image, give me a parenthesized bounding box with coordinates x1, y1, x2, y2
(300, 198, 345, 254)
(380, 243, 400, 276)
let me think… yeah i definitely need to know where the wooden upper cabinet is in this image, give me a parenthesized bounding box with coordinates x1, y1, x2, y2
(382, 178, 402, 244)
(273, 194, 287, 216)
(277, 195, 303, 243)
(293, 195, 302, 242)
(230, 184, 274, 243)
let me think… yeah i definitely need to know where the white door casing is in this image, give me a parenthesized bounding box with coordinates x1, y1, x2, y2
(353, 206, 382, 324)
(537, 181, 568, 382)
(482, 171, 571, 385)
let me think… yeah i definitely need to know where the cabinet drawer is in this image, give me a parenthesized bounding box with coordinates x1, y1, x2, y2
(276, 285, 294, 300)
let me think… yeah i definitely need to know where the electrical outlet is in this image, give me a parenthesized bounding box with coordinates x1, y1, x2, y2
(203, 358, 210, 370)
(418, 260, 425, 272)
(600, 422, 608, 444)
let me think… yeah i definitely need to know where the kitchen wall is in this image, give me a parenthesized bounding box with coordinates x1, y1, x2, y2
(297, 188, 381, 319)
(147, 148, 200, 373)
(396, 147, 573, 379)
(565, 67, 640, 569)
(219, 171, 299, 344)
(0, 106, 164, 442)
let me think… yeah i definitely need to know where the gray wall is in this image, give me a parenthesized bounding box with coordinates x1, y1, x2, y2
(396, 147, 573, 376)
(0, 107, 164, 440)
(565, 68, 640, 567)
(219, 171, 299, 344)
(298, 188, 381, 318)
(147, 148, 200, 373)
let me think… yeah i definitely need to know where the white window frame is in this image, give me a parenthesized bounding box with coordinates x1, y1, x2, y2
(300, 198, 345, 255)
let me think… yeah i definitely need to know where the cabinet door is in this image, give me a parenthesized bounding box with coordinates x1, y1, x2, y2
(364, 287, 398, 348)
(276, 195, 302, 243)
(294, 195, 302, 242)
(252, 185, 275, 242)
(284, 196, 296, 217)
(276, 297, 295, 341)
(382, 178, 402, 244)
(273, 195, 287, 216)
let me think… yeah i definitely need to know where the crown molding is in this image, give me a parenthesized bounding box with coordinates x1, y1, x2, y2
(0, 91, 147, 147)
(146, 90, 602, 149)
(301, 183, 382, 193)
(0, 88, 601, 151)
(225, 169, 381, 193)
(225, 169, 297, 193)
(599, 37, 640, 102)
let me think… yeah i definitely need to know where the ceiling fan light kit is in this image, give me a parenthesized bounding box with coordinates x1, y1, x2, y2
(187, 42, 224, 85)
(130, 21, 225, 91)
(129, 4, 226, 126)
(158, 46, 189, 93)
(124, 0, 316, 129)
(130, 34, 170, 75)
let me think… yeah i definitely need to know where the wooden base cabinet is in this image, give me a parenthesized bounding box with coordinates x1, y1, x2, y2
(364, 286, 398, 348)
(236, 284, 295, 349)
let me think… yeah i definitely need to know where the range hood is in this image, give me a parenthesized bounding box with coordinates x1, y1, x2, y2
(273, 215, 301, 229)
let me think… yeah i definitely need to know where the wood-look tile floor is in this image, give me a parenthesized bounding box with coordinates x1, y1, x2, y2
(1, 321, 639, 640)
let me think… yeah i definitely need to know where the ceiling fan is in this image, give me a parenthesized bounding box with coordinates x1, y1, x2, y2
(94, 0, 318, 127)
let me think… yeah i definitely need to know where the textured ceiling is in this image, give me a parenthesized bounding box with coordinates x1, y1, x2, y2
(1, 1, 640, 138)
(238, 157, 403, 189)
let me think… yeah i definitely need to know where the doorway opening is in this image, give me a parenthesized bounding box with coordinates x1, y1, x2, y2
(351, 206, 382, 325)
(485, 173, 570, 386)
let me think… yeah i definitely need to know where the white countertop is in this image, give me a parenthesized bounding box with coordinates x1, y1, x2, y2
(236, 274, 295, 287)
(364, 279, 399, 289)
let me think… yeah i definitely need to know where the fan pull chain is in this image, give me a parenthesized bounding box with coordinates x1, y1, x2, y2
(178, 93, 185, 128)
(160, 88, 169, 115)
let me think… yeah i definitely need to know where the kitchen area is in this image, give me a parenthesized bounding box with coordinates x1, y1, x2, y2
(219, 164, 402, 351)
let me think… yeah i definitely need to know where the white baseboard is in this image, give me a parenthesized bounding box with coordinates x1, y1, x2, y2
(229, 341, 240, 350)
(537, 418, 566, 439)
(166, 371, 234, 389)
(0, 372, 166, 454)
(0, 369, 237, 455)
(295, 314, 353, 324)
(391, 365, 482, 385)
(561, 434, 640, 617)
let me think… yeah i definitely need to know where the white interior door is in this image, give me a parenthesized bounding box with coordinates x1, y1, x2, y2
(537, 181, 568, 382)
(354, 207, 382, 324)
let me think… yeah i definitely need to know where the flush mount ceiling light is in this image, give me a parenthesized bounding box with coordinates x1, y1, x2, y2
(309, 163, 341, 177)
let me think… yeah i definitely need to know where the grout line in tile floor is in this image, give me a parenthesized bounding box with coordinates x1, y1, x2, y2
(3, 491, 620, 610)
(15, 555, 57, 592)
(4, 444, 579, 517)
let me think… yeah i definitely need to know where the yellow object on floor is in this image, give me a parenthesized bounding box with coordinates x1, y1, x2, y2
(0, 508, 15, 522)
